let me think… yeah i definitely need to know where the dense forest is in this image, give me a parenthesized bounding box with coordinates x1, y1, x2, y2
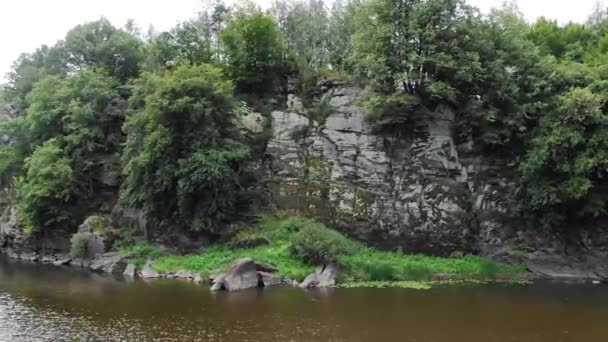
(1, 0, 608, 244)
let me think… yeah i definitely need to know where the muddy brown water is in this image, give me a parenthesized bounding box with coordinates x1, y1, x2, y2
(1, 256, 608, 341)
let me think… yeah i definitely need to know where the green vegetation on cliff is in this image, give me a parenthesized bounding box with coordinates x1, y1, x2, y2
(1, 0, 608, 255)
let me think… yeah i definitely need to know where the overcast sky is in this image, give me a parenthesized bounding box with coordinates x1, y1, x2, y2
(0, 0, 604, 82)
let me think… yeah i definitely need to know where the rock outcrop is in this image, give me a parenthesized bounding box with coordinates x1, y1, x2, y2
(89, 252, 128, 274)
(299, 264, 340, 288)
(210, 257, 287, 291)
(266, 79, 608, 279)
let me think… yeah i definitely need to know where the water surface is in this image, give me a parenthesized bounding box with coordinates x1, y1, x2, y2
(1, 256, 607, 341)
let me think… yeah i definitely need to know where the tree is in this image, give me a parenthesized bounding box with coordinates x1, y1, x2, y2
(64, 18, 143, 80)
(3, 45, 68, 108)
(271, 0, 331, 69)
(122, 64, 251, 233)
(328, 0, 361, 71)
(220, 12, 287, 92)
(145, 23, 214, 71)
(17, 139, 76, 232)
(11, 70, 125, 232)
(521, 87, 608, 217)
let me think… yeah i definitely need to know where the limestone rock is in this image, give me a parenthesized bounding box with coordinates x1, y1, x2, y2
(259, 271, 285, 287)
(75, 216, 112, 258)
(53, 257, 72, 267)
(211, 258, 261, 291)
(299, 264, 340, 288)
(140, 260, 160, 278)
(123, 263, 137, 277)
(210, 258, 285, 291)
(89, 252, 127, 274)
(266, 85, 473, 256)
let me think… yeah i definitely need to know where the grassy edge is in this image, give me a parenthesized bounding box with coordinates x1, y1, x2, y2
(138, 213, 527, 288)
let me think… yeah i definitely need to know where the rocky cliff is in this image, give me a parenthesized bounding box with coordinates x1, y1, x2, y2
(2, 81, 608, 280)
(265, 80, 608, 280)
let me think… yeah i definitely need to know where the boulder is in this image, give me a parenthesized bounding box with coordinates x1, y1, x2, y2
(210, 258, 286, 291)
(123, 263, 137, 277)
(140, 260, 160, 278)
(53, 257, 72, 267)
(74, 216, 113, 259)
(70, 257, 92, 268)
(211, 258, 261, 291)
(89, 252, 127, 274)
(174, 270, 204, 282)
(299, 264, 340, 288)
(259, 271, 285, 287)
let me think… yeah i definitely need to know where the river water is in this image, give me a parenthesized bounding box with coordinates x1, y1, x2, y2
(1, 257, 608, 341)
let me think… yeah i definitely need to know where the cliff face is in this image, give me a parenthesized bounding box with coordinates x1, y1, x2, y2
(2, 81, 608, 280)
(266, 80, 608, 279)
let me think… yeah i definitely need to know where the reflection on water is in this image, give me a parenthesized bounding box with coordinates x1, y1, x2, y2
(1, 256, 608, 342)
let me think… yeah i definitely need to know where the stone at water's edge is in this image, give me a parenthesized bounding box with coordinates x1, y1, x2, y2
(52, 257, 72, 267)
(299, 264, 339, 288)
(89, 252, 128, 274)
(123, 263, 137, 277)
(140, 260, 160, 278)
(210, 257, 289, 291)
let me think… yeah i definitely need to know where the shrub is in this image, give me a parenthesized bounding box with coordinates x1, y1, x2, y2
(69, 232, 91, 258)
(366, 263, 396, 281)
(120, 242, 162, 267)
(402, 263, 433, 280)
(279, 216, 308, 233)
(289, 223, 357, 264)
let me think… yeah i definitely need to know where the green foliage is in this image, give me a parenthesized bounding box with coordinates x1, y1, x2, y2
(120, 242, 162, 267)
(152, 213, 523, 285)
(341, 248, 523, 281)
(289, 222, 359, 264)
(69, 232, 91, 258)
(364, 93, 418, 132)
(365, 262, 396, 281)
(11, 70, 124, 232)
(220, 12, 287, 92)
(64, 18, 143, 80)
(145, 22, 214, 71)
(18, 140, 76, 231)
(122, 64, 251, 233)
(521, 87, 608, 216)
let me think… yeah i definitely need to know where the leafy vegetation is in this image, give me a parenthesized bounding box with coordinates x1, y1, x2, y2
(69, 232, 91, 258)
(289, 221, 359, 264)
(119, 242, 163, 267)
(2, 0, 608, 266)
(122, 64, 251, 233)
(152, 213, 521, 284)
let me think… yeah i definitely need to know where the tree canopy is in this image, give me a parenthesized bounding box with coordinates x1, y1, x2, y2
(2, 0, 608, 235)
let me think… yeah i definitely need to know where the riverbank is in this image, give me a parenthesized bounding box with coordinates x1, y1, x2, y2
(3, 256, 607, 342)
(120, 213, 527, 289)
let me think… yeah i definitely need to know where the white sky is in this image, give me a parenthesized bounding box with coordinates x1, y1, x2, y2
(0, 0, 604, 83)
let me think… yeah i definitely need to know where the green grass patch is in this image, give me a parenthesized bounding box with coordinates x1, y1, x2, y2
(119, 242, 162, 267)
(153, 244, 314, 281)
(149, 212, 525, 286)
(340, 248, 523, 281)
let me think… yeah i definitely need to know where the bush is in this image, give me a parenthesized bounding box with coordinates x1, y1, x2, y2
(120, 242, 162, 267)
(69, 232, 91, 258)
(289, 222, 358, 265)
(279, 216, 308, 233)
(402, 263, 433, 280)
(366, 263, 396, 281)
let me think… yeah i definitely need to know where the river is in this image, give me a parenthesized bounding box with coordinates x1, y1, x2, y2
(1, 256, 608, 341)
